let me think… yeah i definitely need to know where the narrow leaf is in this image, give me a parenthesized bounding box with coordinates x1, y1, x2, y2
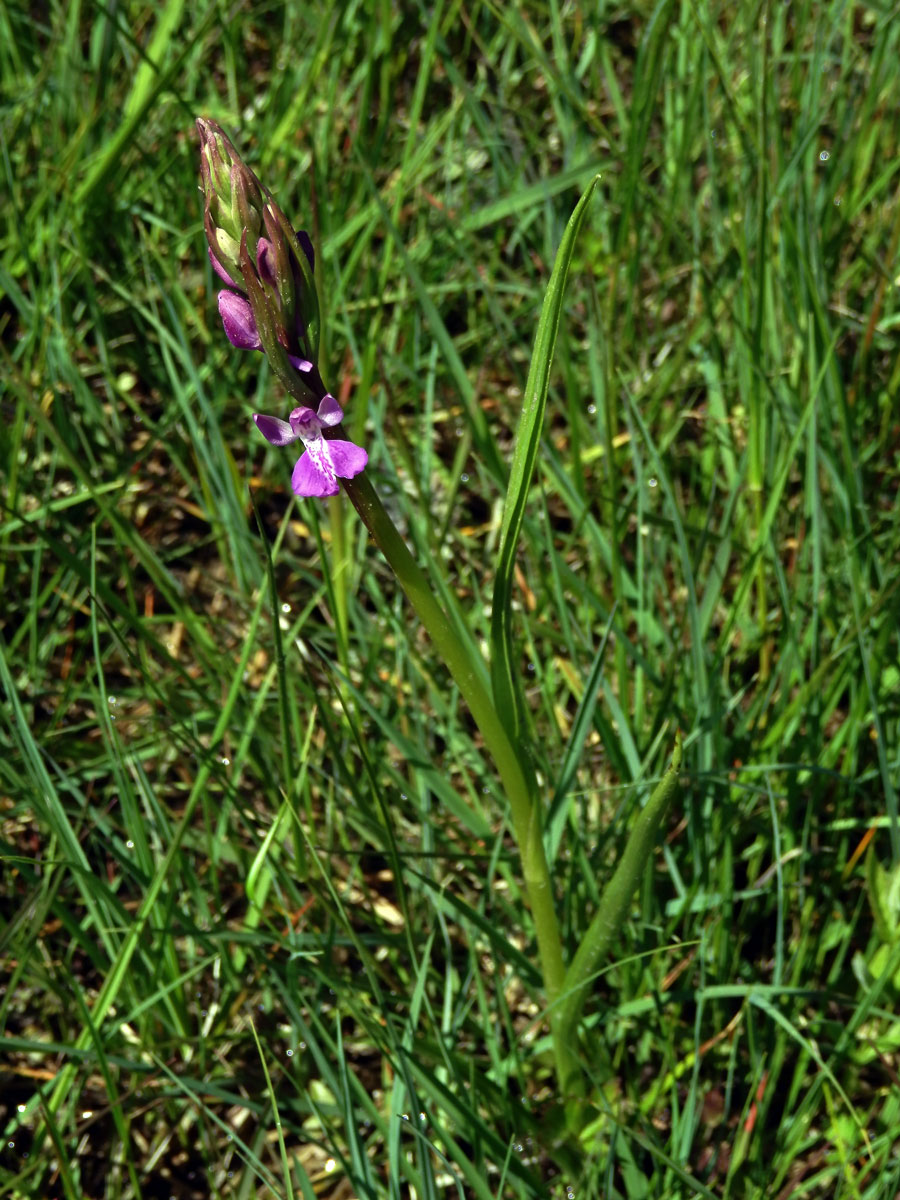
(490, 176, 600, 740)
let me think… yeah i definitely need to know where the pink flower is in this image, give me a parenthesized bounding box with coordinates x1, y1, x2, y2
(253, 395, 367, 498)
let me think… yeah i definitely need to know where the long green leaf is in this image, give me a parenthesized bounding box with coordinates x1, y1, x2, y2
(490, 176, 600, 740)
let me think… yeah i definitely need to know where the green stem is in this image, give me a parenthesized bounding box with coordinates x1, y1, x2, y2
(343, 471, 579, 1097)
(754, 488, 770, 682)
(328, 493, 350, 674)
(556, 732, 682, 1118)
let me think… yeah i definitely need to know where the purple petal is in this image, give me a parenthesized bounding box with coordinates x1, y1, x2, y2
(256, 238, 276, 286)
(219, 291, 261, 350)
(209, 248, 239, 288)
(289, 406, 318, 437)
(327, 440, 368, 480)
(296, 230, 315, 270)
(292, 448, 341, 498)
(287, 354, 314, 373)
(253, 413, 298, 447)
(316, 394, 343, 427)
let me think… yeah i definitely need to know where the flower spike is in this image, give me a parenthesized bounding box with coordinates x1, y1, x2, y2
(197, 116, 368, 497)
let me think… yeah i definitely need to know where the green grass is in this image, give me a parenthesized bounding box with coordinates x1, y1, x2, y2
(2, 0, 899, 1196)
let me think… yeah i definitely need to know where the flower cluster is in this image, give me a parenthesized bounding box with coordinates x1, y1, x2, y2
(197, 117, 366, 498)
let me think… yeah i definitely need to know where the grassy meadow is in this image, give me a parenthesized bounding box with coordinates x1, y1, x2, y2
(2, 1, 900, 1197)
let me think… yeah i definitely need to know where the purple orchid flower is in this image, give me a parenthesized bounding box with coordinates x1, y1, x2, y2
(254, 394, 367, 498)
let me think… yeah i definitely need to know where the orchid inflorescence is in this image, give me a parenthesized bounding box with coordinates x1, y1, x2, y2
(197, 117, 367, 498)
(195, 124, 681, 1133)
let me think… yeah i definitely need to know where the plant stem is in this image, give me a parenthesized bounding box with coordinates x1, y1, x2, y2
(343, 471, 580, 1099)
(556, 731, 682, 1122)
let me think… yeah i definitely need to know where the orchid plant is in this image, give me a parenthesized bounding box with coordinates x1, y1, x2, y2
(196, 117, 681, 1138)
